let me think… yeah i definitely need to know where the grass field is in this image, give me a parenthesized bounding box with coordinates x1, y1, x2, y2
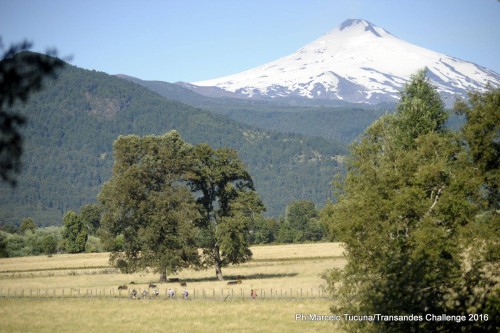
(0, 243, 346, 332)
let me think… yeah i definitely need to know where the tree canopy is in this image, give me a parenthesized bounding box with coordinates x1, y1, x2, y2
(277, 200, 324, 243)
(99, 131, 264, 280)
(62, 210, 87, 254)
(323, 70, 499, 332)
(99, 131, 200, 280)
(189, 144, 265, 280)
(19, 217, 36, 234)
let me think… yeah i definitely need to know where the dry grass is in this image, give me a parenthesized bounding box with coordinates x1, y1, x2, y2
(0, 252, 110, 272)
(0, 298, 342, 333)
(0, 242, 346, 292)
(0, 243, 346, 332)
(0, 243, 344, 272)
(250, 242, 345, 260)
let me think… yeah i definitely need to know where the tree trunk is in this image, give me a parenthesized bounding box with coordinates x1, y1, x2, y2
(214, 244, 224, 281)
(159, 268, 167, 283)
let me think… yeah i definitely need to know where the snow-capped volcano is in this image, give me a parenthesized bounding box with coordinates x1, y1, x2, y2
(192, 19, 499, 104)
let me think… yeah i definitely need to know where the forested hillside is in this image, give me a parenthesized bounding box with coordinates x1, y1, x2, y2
(119, 75, 393, 143)
(0, 55, 346, 226)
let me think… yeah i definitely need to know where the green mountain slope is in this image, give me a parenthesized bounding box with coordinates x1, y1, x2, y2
(125, 77, 462, 145)
(0, 57, 346, 226)
(118, 75, 395, 143)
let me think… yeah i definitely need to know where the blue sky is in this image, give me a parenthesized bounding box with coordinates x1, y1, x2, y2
(1, 0, 499, 82)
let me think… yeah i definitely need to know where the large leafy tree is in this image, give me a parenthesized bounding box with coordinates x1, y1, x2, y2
(452, 88, 500, 333)
(189, 144, 264, 280)
(455, 88, 499, 210)
(277, 200, 322, 243)
(323, 70, 498, 332)
(393, 69, 448, 150)
(79, 204, 102, 236)
(99, 131, 200, 281)
(62, 210, 88, 253)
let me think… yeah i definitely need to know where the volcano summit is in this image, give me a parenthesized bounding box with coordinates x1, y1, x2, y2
(191, 19, 499, 105)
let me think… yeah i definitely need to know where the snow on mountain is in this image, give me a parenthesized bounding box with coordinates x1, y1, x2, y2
(191, 19, 500, 104)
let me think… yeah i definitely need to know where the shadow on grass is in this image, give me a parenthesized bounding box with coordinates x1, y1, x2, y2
(175, 272, 298, 283)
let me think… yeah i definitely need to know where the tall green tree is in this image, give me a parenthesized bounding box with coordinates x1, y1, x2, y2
(40, 234, 58, 256)
(19, 217, 36, 234)
(452, 89, 500, 333)
(62, 211, 88, 253)
(285, 200, 322, 242)
(189, 144, 264, 280)
(79, 204, 102, 236)
(455, 88, 499, 210)
(323, 70, 498, 332)
(249, 216, 278, 244)
(99, 131, 200, 282)
(393, 68, 448, 150)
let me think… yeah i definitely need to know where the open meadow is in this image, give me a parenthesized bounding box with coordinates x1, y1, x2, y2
(0, 243, 346, 333)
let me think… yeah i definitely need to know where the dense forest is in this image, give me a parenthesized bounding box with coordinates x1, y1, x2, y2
(123, 76, 464, 144)
(121, 75, 393, 143)
(0, 55, 347, 227)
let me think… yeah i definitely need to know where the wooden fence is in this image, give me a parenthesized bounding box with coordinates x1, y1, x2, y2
(0, 287, 328, 301)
